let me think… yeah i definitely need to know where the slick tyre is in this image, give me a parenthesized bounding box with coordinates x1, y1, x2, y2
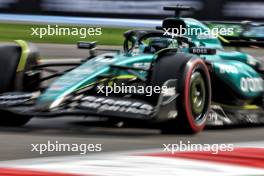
(0, 41, 39, 127)
(0, 41, 40, 93)
(150, 52, 211, 134)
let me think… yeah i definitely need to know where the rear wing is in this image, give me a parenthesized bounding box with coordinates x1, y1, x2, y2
(204, 21, 264, 47)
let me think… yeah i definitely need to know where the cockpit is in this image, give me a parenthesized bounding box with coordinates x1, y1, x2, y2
(123, 30, 194, 55)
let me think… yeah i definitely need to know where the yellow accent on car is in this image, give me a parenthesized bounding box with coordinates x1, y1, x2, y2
(15, 40, 30, 72)
(217, 35, 230, 44)
(241, 104, 260, 110)
(76, 75, 137, 91)
(213, 102, 260, 110)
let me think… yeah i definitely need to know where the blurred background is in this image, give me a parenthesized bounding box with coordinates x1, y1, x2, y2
(1, 0, 264, 20)
(0, 0, 264, 46)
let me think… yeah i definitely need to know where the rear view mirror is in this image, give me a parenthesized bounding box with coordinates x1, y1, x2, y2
(189, 47, 216, 55)
(77, 41, 97, 49)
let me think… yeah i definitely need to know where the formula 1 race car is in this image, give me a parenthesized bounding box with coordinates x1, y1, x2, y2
(0, 6, 264, 134)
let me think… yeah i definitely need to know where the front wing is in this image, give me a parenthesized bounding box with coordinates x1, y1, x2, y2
(1, 92, 264, 126)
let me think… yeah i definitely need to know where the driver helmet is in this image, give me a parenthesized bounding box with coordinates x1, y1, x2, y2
(148, 37, 173, 52)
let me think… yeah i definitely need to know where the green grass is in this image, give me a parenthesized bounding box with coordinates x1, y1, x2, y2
(0, 22, 241, 46)
(0, 23, 130, 45)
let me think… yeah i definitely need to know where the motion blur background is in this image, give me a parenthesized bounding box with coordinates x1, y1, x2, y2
(0, 0, 264, 21)
(1, 0, 264, 46)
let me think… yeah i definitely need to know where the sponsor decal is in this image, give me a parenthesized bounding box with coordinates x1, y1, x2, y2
(133, 62, 151, 70)
(219, 64, 238, 74)
(0, 92, 40, 105)
(189, 47, 216, 55)
(80, 96, 153, 115)
(240, 77, 263, 92)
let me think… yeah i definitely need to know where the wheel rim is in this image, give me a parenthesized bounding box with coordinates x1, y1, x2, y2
(190, 72, 206, 122)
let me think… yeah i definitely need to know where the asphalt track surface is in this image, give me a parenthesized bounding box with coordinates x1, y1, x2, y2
(0, 43, 264, 161)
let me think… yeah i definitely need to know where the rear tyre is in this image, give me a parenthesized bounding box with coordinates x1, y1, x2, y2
(0, 41, 40, 127)
(149, 51, 211, 134)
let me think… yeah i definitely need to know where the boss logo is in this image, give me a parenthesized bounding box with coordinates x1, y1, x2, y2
(189, 47, 216, 55)
(219, 65, 238, 74)
(240, 77, 264, 92)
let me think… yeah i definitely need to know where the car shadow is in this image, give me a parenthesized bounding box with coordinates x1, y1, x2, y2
(0, 118, 160, 137)
(0, 117, 263, 137)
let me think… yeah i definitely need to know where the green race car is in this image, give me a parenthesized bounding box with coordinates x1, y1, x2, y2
(0, 6, 263, 134)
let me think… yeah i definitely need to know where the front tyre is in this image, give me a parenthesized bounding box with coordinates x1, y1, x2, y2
(150, 52, 211, 134)
(164, 59, 211, 134)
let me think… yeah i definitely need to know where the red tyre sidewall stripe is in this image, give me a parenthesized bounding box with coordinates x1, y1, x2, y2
(0, 167, 81, 176)
(184, 59, 211, 132)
